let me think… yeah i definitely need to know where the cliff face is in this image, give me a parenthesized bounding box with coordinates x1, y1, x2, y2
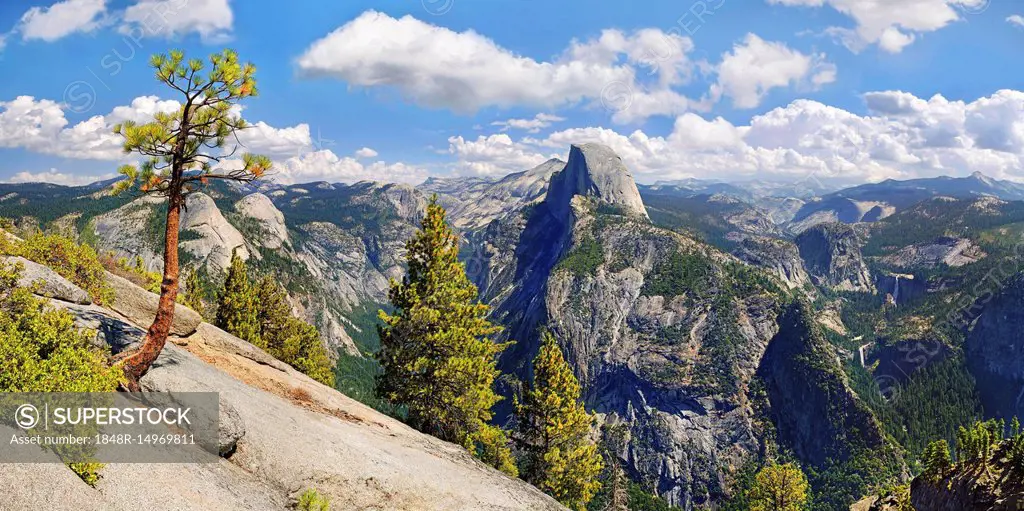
(967, 272, 1024, 422)
(544, 143, 649, 220)
(731, 235, 811, 290)
(795, 222, 874, 292)
(479, 144, 784, 508)
(758, 302, 905, 507)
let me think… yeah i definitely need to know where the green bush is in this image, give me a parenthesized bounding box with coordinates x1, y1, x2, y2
(556, 237, 605, 275)
(101, 253, 161, 294)
(0, 259, 121, 485)
(11, 233, 114, 305)
(297, 488, 330, 511)
(640, 251, 713, 299)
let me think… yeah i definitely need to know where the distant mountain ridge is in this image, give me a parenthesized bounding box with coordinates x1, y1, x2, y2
(6, 153, 1024, 510)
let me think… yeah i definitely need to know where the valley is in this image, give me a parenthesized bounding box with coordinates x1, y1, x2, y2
(4, 143, 1024, 509)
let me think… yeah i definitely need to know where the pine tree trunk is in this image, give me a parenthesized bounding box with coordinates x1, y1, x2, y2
(119, 193, 182, 391)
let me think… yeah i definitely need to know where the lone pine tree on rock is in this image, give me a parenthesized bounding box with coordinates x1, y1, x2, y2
(112, 49, 271, 390)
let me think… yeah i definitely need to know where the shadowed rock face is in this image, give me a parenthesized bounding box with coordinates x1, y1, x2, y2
(545, 143, 649, 220)
(478, 144, 787, 508)
(757, 303, 897, 470)
(795, 222, 873, 292)
(967, 272, 1024, 422)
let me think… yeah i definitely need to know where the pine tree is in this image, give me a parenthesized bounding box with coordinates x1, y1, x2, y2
(255, 274, 294, 354)
(375, 197, 514, 474)
(182, 267, 207, 316)
(215, 251, 260, 345)
(112, 49, 271, 390)
(922, 439, 952, 481)
(217, 267, 335, 387)
(516, 331, 603, 510)
(748, 462, 809, 511)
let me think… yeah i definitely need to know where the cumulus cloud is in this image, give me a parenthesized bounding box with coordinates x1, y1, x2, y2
(297, 11, 700, 123)
(120, 0, 233, 42)
(235, 122, 312, 156)
(15, 0, 108, 42)
(0, 95, 312, 165)
(710, 34, 836, 109)
(769, 0, 984, 53)
(5, 169, 117, 186)
(491, 113, 565, 133)
(354, 147, 378, 158)
(271, 149, 427, 185)
(445, 134, 556, 176)
(1008, 15, 1024, 28)
(461, 90, 1024, 185)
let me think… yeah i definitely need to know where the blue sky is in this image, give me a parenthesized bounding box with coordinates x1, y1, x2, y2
(0, 0, 1022, 186)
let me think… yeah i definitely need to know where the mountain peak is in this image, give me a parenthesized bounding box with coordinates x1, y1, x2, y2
(544, 143, 648, 219)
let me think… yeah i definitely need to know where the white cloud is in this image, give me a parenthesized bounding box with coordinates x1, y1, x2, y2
(16, 0, 108, 42)
(5, 169, 117, 186)
(491, 113, 565, 133)
(502, 89, 1024, 184)
(710, 34, 836, 109)
(297, 11, 700, 123)
(769, 0, 983, 53)
(0, 95, 311, 165)
(121, 0, 233, 43)
(1008, 15, 1024, 28)
(271, 149, 427, 185)
(354, 147, 378, 158)
(445, 134, 554, 176)
(235, 122, 312, 156)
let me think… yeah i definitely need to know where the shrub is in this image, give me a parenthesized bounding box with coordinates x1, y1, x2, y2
(101, 253, 161, 294)
(0, 259, 121, 485)
(297, 488, 330, 511)
(556, 237, 604, 276)
(13, 233, 114, 305)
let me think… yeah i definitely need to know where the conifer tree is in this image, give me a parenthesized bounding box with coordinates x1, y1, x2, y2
(182, 267, 207, 316)
(215, 251, 260, 345)
(215, 260, 335, 386)
(375, 197, 514, 474)
(516, 331, 603, 510)
(922, 439, 952, 481)
(112, 49, 271, 389)
(748, 461, 809, 511)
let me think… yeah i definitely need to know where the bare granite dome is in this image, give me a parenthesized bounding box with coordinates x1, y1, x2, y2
(544, 143, 649, 220)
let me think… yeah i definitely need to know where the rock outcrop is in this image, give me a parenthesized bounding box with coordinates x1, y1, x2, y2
(545, 143, 649, 220)
(179, 192, 250, 274)
(104, 272, 203, 337)
(234, 192, 289, 249)
(881, 236, 986, 269)
(909, 441, 1023, 510)
(730, 235, 811, 290)
(796, 222, 873, 292)
(0, 253, 565, 511)
(4, 255, 91, 304)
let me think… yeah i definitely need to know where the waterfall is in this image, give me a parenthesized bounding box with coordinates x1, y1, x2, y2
(892, 275, 900, 306)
